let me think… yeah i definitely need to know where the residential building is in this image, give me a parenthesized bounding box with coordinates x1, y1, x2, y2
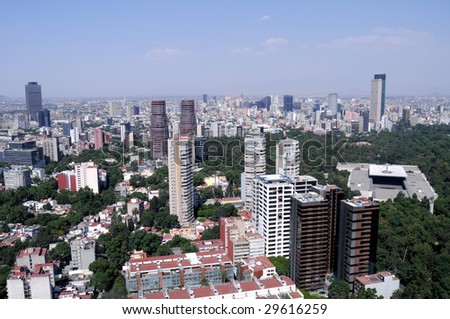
(275, 139, 300, 179)
(337, 197, 380, 285)
(168, 137, 194, 225)
(74, 161, 100, 194)
(328, 93, 338, 114)
(151, 100, 169, 159)
(289, 192, 332, 291)
(122, 251, 235, 296)
(252, 175, 294, 258)
(93, 128, 104, 150)
(70, 237, 96, 272)
(353, 271, 400, 299)
(16, 247, 47, 270)
(242, 133, 266, 210)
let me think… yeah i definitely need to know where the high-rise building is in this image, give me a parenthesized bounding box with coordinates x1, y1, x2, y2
(25, 82, 43, 121)
(36, 138, 59, 163)
(362, 109, 370, 132)
(70, 127, 80, 144)
(93, 128, 104, 150)
(370, 74, 386, 124)
(328, 93, 338, 114)
(74, 161, 100, 194)
(180, 100, 196, 138)
(289, 185, 343, 291)
(62, 121, 72, 136)
(337, 197, 380, 285)
(275, 139, 300, 179)
(109, 101, 121, 117)
(168, 137, 194, 225)
(37, 109, 51, 127)
(151, 100, 169, 159)
(252, 175, 294, 258)
(242, 133, 266, 210)
(283, 95, 293, 112)
(120, 122, 131, 142)
(194, 136, 206, 163)
(202, 94, 208, 104)
(289, 192, 332, 291)
(402, 106, 411, 124)
(263, 96, 271, 111)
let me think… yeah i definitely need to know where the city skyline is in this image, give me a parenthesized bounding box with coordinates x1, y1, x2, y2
(1, 1, 450, 98)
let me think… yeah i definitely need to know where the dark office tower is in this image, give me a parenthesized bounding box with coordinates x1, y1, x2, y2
(62, 121, 73, 136)
(25, 82, 43, 121)
(322, 186, 344, 275)
(133, 105, 140, 115)
(337, 197, 380, 286)
(37, 109, 51, 127)
(283, 95, 293, 112)
(290, 192, 332, 291)
(202, 94, 208, 104)
(151, 100, 169, 159)
(180, 100, 196, 138)
(194, 136, 206, 163)
(236, 125, 243, 138)
(263, 96, 271, 111)
(362, 110, 370, 132)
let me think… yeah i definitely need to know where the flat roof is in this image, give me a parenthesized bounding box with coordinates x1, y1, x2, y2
(256, 174, 293, 184)
(369, 164, 407, 178)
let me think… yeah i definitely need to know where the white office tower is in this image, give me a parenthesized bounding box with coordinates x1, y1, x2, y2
(74, 161, 99, 194)
(70, 127, 80, 143)
(252, 175, 294, 258)
(275, 139, 300, 179)
(370, 79, 383, 125)
(168, 137, 194, 225)
(243, 134, 266, 210)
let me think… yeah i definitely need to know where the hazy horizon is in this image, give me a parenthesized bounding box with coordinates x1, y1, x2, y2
(1, 1, 450, 98)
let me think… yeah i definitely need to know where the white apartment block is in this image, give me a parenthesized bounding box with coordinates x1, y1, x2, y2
(275, 138, 300, 179)
(74, 161, 99, 194)
(168, 137, 194, 225)
(243, 134, 266, 210)
(252, 174, 294, 258)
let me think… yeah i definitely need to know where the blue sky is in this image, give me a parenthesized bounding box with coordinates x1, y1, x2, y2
(1, 0, 450, 98)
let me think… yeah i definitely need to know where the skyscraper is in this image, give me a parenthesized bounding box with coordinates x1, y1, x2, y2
(151, 100, 169, 159)
(36, 138, 59, 163)
(74, 161, 100, 194)
(328, 93, 338, 114)
(252, 175, 294, 258)
(283, 95, 293, 112)
(93, 128, 104, 150)
(242, 133, 266, 210)
(168, 137, 194, 225)
(180, 100, 196, 138)
(25, 82, 43, 121)
(37, 109, 51, 127)
(289, 185, 343, 291)
(202, 94, 208, 104)
(370, 74, 386, 125)
(275, 139, 300, 179)
(337, 197, 380, 285)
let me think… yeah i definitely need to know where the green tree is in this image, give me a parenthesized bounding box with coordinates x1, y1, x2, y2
(49, 241, 71, 267)
(328, 280, 350, 299)
(268, 256, 289, 276)
(200, 225, 220, 240)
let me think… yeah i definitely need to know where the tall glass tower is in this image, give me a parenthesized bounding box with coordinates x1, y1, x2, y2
(25, 82, 43, 121)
